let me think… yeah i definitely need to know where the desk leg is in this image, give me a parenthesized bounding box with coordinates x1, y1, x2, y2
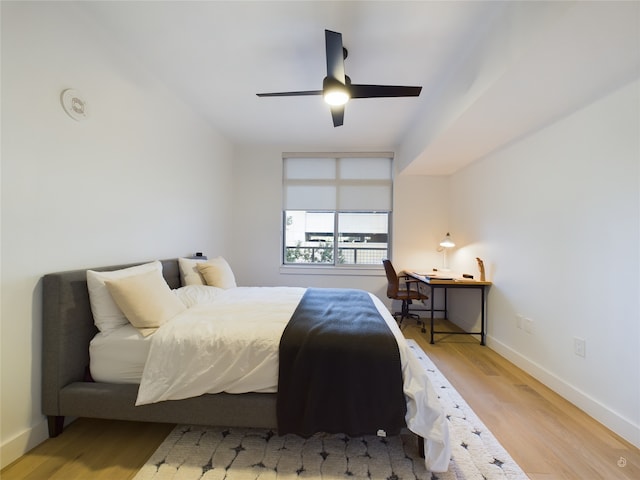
(480, 286, 486, 346)
(430, 287, 435, 344)
(443, 286, 448, 320)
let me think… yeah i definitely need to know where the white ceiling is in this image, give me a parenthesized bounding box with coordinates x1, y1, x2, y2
(78, 1, 639, 175)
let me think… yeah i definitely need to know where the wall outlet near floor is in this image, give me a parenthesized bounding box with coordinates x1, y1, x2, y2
(523, 317, 533, 333)
(574, 337, 586, 358)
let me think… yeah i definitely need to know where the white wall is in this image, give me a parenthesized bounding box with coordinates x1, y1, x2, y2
(0, 3, 234, 466)
(391, 174, 451, 274)
(447, 80, 640, 446)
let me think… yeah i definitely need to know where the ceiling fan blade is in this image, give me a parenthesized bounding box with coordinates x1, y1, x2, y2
(349, 84, 422, 98)
(256, 90, 322, 97)
(325, 29, 346, 83)
(330, 105, 344, 127)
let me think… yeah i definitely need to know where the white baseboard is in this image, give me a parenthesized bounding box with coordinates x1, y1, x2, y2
(487, 335, 640, 448)
(0, 418, 48, 469)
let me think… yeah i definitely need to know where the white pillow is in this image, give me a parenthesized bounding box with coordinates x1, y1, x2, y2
(173, 285, 224, 308)
(178, 257, 206, 286)
(105, 269, 186, 337)
(196, 257, 237, 289)
(87, 260, 161, 332)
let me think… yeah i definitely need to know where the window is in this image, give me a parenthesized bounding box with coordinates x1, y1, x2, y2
(283, 154, 392, 267)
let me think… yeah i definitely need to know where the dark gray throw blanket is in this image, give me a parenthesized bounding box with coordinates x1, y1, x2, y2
(277, 288, 407, 437)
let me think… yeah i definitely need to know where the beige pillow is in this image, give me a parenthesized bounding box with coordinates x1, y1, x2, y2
(178, 257, 206, 286)
(196, 257, 237, 289)
(87, 260, 162, 332)
(105, 269, 186, 336)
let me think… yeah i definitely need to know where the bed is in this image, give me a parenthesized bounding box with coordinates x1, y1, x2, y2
(42, 258, 450, 471)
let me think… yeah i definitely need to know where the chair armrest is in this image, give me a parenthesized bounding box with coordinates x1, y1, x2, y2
(402, 277, 423, 294)
(397, 271, 427, 296)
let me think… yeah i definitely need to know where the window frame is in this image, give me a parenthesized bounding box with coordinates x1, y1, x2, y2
(281, 153, 393, 273)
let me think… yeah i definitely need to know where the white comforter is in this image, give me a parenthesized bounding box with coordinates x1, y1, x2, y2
(136, 286, 451, 472)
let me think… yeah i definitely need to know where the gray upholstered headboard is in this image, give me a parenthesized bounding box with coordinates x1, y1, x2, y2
(41, 259, 181, 417)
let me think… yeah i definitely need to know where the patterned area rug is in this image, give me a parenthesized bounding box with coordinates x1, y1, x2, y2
(134, 340, 529, 479)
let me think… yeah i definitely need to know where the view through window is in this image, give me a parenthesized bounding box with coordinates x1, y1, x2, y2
(284, 211, 389, 265)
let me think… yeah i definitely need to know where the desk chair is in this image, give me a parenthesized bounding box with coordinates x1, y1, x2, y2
(382, 259, 428, 328)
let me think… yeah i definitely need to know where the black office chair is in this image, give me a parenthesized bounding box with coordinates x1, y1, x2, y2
(382, 259, 428, 329)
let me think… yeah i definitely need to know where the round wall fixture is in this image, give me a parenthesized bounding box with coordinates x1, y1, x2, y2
(60, 89, 89, 121)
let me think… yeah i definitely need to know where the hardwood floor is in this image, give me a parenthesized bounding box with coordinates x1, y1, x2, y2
(404, 321, 640, 480)
(0, 419, 173, 480)
(2, 321, 638, 479)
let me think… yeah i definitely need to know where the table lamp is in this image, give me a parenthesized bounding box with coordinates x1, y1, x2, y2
(439, 232, 455, 270)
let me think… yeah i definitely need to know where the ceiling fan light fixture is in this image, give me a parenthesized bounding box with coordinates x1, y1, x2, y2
(323, 77, 350, 106)
(324, 90, 349, 106)
(256, 30, 422, 126)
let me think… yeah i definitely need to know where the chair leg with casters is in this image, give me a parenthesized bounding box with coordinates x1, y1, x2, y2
(402, 300, 424, 330)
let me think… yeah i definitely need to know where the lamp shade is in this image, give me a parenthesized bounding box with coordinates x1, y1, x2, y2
(439, 232, 455, 248)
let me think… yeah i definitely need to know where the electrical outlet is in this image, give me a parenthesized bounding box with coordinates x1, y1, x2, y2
(574, 337, 586, 358)
(516, 314, 523, 329)
(524, 317, 533, 334)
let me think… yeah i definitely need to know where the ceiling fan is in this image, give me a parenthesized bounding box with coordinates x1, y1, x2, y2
(256, 29, 422, 127)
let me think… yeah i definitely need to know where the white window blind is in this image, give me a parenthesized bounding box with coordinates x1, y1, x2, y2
(283, 155, 393, 211)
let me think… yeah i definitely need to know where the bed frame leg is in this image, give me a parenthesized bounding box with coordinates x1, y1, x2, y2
(417, 435, 425, 458)
(47, 416, 64, 437)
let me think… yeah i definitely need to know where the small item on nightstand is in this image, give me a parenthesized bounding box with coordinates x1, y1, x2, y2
(462, 273, 474, 279)
(190, 252, 208, 260)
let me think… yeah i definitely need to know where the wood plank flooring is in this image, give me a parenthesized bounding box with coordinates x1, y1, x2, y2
(405, 321, 640, 479)
(1, 419, 173, 480)
(2, 320, 638, 479)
